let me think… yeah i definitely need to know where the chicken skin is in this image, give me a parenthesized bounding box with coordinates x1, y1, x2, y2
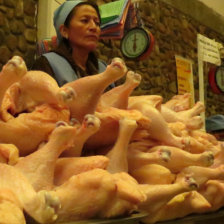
(0, 104, 70, 156)
(0, 163, 60, 224)
(63, 57, 127, 122)
(0, 56, 27, 108)
(97, 71, 141, 111)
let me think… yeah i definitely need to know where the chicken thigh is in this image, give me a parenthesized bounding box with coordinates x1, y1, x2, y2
(131, 164, 175, 185)
(54, 155, 109, 186)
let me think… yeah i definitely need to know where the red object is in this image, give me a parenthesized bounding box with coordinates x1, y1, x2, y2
(208, 66, 223, 94)
(139, 30, 155, 61)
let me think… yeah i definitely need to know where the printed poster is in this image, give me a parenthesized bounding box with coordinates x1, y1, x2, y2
(175, 55, 195, 105)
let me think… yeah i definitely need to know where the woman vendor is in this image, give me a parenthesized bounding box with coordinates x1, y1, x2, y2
(32, 0, 110, 87)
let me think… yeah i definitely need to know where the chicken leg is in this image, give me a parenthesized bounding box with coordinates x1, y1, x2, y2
(15, 122, 77, 191)
(149, 145, 214, 173)
(139, 176, 198, 214)
(176, 165, 224, 189)
(128, 100, 185, 148)
(97, 71, 141, 111)
(106, 117, 138, 173)
(62, 114, 101, 157)
(63, 57, 127, 122)
(128, 147, 172, 171)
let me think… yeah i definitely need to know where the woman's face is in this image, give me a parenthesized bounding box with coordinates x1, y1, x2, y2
(63, 4, 101, 51)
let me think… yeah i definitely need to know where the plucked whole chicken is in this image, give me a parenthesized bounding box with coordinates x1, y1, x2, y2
(0, 56, 223, 224)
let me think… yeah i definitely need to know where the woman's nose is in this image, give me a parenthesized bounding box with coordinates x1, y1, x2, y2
(89, 20, 98, 30)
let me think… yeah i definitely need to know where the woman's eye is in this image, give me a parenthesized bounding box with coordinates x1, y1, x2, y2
(95, 21, 100, 26)
(81, 19, 88, 24)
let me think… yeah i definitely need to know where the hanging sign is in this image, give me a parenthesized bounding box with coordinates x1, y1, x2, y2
(197, 33, 221, 66)
(175, 55, 195, 106)
(197, 34, 222, 130)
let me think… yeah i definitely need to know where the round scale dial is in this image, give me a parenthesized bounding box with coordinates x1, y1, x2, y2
(215, 66, 224, 93)
(121, 27, 150, 59)
(209, 65, 224, 94)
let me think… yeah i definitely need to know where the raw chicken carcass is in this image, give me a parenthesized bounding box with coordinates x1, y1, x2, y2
(211, 142, 224, 168)
(131, 164, 175, 185)
(0, 56, 27, 108)
(102, 172, 146, 217)
(163, 93, 191, 112)
(142, 191, 211, 224)
(1, 70, 75, 120)
(0, 103, 70, 156)
(190, 129, 218, 146)
(63, 57, 127, 122)
(15, 122, 77, 191)
(128, 99, 185, 148)
(161, 101, 205, 130)
(168, 123, 219, 154)
(51, 168, 146, 222)
(0, 163, 60, 224)
(183, 135, 218, 154)
(139, 176, 198, 214)
(128, 94, 163, 111)
(85, 107, 150, 151)
(97, 71, 141, 111)
(128, 137, 160, 151)
(175, 165, 224, 189)
(54, 155, 109, 186)
(200, 180, 224, 212)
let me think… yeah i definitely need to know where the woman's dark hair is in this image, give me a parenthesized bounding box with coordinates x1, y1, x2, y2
(64, 1, 101, 27)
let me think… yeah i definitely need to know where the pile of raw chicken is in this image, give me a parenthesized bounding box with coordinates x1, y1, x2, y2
(0, 56, 224, 224)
